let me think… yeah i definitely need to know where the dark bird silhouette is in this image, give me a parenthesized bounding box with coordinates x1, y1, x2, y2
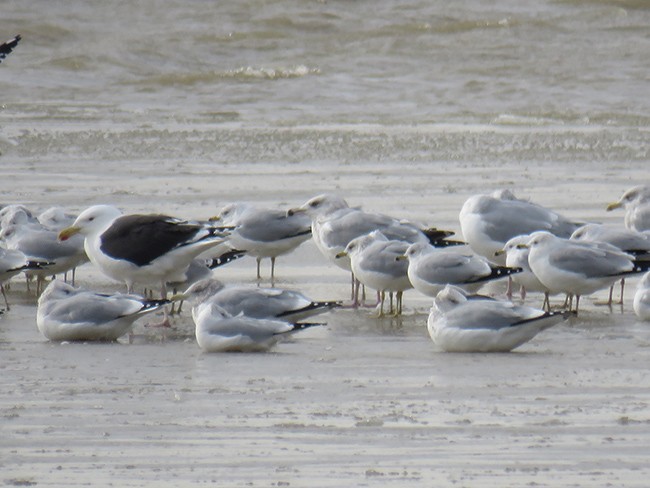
(0, 35, 21, 63)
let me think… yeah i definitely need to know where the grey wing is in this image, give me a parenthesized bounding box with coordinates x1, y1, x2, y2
(445, 302, 536, 330)
(417, 253, 489, 283)
(46, 293, 143, 324)
(237, 210, 311, 242)
(549, 246, 632, 278)
(203, 314, 293, 340)
(17, 232, 81, 260)
(214, 287, 310, 319)
(482, 200, 578, 242)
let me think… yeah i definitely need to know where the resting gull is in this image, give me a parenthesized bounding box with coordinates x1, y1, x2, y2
(36, 280, 168, 342)
(181, 288, 323, 353)
(427, 285, 570, 353)
(399, 241, 521, 298)
(0, 247, 50, 309)
(174, 277, 339, 323)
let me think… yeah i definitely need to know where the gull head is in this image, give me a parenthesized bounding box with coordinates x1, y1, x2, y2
(433, 285, 469, 313)
(607, 185, 650, 211)
(58, 205, 122, 241)
(288, 193, 349, 217)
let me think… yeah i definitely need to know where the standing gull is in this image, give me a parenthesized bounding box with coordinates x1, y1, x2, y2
(607, 185, 650, 232)
(211, 202, 312, 282)
(36, 280, 168, 342)
(290, 194, 457, 302)
(337, 231, 411, 316)
(459, 189, 583, 265)
(570, 223, 650, 304)
(0, 247, 50, 309)
(58, 205, 232, 298)
(526, 231, 650, 312)
(495, 235, 552, 309)
(427, 285, 571, 353)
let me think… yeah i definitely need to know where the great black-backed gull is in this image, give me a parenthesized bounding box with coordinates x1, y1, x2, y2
(58, 205, 232, 298)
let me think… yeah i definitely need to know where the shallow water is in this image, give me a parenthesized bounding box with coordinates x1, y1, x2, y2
(1, 1, 650, 486)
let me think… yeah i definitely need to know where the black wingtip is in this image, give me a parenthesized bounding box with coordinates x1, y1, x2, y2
(207, 250, 247, 269)
(431, 239, 466, 248)
(423, 227, 455, 242)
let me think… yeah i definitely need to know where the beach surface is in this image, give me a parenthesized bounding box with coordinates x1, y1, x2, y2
(2, 154, 650, 487)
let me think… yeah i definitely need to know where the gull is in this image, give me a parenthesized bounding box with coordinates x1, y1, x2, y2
(495, 235, 552, 308)
(607, 185, 650, 232)
(36, 280, 168, 342)
(58, 205, 232, 298)
(526, 231, 650, 312)
(399, 242, 521, 298)
(337, 231, 411, 316)
(633, 272, 650, 321)
(571, 223, 650, 304)
(174, 277, 339, 323)
(181, 289, 323, 353)
(211, 202, 312, 283)
(1, 223, 87, 293)
(37, 207, 77, 230)
(0, 35, 20, 64)
(427, 285, 571, 352)
(459, 189, 583, 265)
(289, 193, 458, 302)
(0, 247, 50, 309)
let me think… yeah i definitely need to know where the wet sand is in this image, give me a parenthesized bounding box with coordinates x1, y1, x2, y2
(2, 156, 650, 487)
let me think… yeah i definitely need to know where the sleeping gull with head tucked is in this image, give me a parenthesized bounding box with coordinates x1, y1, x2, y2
(174, 277, 339, 323)
(427, 285, 570, 352)
(36, 280, 168, 342)
(178, 283, 324, 353)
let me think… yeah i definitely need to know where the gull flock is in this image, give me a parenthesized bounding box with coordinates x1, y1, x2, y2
(1, 185, 649, 353)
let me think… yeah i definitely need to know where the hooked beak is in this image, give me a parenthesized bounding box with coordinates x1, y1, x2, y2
(207, 215, 221, 222)
(58, 226, 81, 242)
(494, 249, 505, 257)
(335, 251, 347, 259)
(396, 254, 408, 261)
(606, 201, 623, 211)
(516, 243, 529, 250)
